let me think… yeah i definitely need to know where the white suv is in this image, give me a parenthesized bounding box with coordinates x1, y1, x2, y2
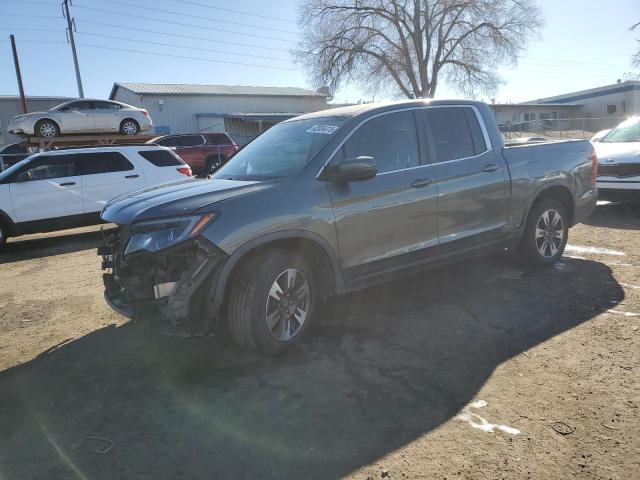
(0, 145, 193, 248)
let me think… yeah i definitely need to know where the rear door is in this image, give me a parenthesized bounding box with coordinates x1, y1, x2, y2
(173, 135, 207, 173)
(9, 154, 83, 222)
(78, 151, 147, 213)
(326, 109, 439, 282)
(57, 100, 96, 132)
(421, 106, 509, 256)
(93, 101, 122, 132)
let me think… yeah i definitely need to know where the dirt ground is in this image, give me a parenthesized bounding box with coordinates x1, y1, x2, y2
(0, 202, 638, 480)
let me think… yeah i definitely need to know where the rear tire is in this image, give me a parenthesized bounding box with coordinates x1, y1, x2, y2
(520, 197, 569, 268)
(0, 223, 8, 252)
(35, 119, 60, 138)
(120, 119, 140, 136)
(227, 248, 315, 355)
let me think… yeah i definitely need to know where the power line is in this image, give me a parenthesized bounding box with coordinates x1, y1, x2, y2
(1, 13, 62, 18)
(77, 19, 292, 53)
(76, 31, 291, 62)
(173, 0, 296, 24)
(0, 27, 64, 33)
(94, 0, 298, 35)
(76, 43, 298, 70)
(72, 4, 295, 43)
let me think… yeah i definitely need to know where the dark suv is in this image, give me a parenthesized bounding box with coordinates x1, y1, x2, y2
(101, 100, 596, 355)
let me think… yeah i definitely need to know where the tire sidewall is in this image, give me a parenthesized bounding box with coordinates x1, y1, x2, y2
(522, 198, 569, 267)
(247, 251, 316, 355)
(37, 120, 59, 137)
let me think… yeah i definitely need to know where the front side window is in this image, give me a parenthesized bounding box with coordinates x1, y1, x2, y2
(80, 152, 134, 175)
(215, 116, 347, 180)
(336, 110, 419, 173)
(602, 116, 640, 143)
(426, 107, 487, 162)
(18, 155, 77, 181)
(59, 101, 94, 111)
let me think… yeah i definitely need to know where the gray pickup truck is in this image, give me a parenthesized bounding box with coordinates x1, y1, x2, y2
(100, 100, 597, 354)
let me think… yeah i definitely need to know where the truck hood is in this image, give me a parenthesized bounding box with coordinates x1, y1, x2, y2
(101, 178, 275, 225)
(594, 142, 640, 163)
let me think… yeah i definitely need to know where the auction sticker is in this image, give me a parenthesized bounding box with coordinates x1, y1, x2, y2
(307, 125, 339, 135)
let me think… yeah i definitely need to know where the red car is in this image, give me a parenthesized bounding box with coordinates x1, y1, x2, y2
(147, 133, 239, 175)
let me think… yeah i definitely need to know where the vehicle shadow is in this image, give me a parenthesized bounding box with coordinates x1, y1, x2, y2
(0, 226, 116, 265)
(0, 256, 623, 479)
(582, 201, 640, 231)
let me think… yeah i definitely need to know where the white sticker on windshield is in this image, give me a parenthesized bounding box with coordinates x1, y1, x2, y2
(307, 125, 339, 135)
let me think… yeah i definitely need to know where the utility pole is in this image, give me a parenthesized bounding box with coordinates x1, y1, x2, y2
(62, 0, 84, 98)
(10, 35, 28, 114)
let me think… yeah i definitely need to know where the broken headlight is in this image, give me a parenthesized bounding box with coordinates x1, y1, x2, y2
(124, 213, 217, 255)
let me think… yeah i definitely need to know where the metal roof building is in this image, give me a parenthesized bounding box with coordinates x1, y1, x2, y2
(109, 83, 329, 144)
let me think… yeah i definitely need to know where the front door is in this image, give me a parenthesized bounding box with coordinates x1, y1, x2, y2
(421, 106, 509, 257)
(93, 101, 122, 132)
(326, 109, 439, 283)
(10, 154, 83, 222)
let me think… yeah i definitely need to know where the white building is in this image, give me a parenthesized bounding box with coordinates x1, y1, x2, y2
(109, 83, 329, 144)
(0, 96, 72, 145)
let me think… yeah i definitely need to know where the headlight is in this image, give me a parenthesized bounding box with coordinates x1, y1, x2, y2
(124, 213, 217, 255)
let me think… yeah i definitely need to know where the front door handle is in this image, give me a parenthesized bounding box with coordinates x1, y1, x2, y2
(481, 163, 499, 172)
(58, 181, 76, 186)
(410, 178, 433, 188)
(125, 174, 139, 179)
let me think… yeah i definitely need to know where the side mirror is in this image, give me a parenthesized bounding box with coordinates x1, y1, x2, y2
(329, 156, 377, 183)
(15, 171, 31, 183)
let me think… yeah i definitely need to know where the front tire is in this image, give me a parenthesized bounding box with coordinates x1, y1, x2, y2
(120, 119, 140, 136)
(35, 119, 60, 138)
(521, 197, 569, 268)
(0, 223, 8, 252)
(227, 248, 315, 355)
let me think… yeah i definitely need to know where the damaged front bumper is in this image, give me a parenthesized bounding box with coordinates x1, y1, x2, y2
(100, 227, 227, 326)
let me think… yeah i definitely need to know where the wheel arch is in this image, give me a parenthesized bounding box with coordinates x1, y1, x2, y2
(210, 230, 345, 309)
(0, 208, 15, 237)
(34, 117, 60, 134)
(524, 183, 576, 229)
(120, 117, 140, 130)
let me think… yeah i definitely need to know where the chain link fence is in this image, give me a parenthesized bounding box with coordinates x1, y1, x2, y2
(499, 116, 626, 140)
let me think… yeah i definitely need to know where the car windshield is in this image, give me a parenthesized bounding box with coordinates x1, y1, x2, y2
(602, 117, 640, 142)
(214, 116, 346, 180)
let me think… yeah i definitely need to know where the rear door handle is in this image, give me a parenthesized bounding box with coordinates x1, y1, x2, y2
(481, 163, 499, 172)
(58, 181, 76, 186)
(410, 178, 433, 188)
(125, 174, 139, 179)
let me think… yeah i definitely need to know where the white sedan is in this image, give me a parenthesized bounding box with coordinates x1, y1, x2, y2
(7, 99, 153, 138)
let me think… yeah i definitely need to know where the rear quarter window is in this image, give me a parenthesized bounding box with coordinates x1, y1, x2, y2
(139, 149, 184, 167)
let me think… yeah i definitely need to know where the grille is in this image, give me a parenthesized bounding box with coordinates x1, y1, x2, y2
(598, 163, 640, 178)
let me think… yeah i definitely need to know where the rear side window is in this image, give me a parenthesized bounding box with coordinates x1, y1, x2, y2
(139, 149, 183, 167)
(19, 154, 77, 181)
(175, 135, 205, 146)
(426, 107, 487, 162)
(80, 152, 134, 175)
(205, 133, 233, 144)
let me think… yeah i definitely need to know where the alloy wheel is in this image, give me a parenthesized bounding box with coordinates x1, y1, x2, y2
(122, 121, 138, 135)
(39, 122, 56, 137)
(534, 209, 564, 258)
(265, 268, 311, 342)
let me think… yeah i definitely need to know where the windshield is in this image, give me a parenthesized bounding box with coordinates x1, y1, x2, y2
(214, 116, 346, 180)
(602, 116, 640, 143)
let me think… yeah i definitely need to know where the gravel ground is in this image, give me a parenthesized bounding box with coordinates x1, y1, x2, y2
(0, 202, 638, 480)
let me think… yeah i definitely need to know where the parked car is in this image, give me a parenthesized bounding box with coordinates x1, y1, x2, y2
(0, 143, 31, 171)
(591, 129, 611, 143)
(0, 145, 192, 248)
(7, 99, 153, 138)
(147, 133, 239, 175)
(100, 100, 597, 355)
(593, 116, 640, 201)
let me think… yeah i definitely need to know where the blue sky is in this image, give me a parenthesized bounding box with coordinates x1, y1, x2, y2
(0, 0, 639, 104)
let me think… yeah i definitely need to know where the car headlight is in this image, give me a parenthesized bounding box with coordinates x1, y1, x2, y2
(124, 213, 217, 255)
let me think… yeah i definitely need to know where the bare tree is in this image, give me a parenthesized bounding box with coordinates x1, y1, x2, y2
(632, 22, 640, 67)
(296, 0, 543, 98)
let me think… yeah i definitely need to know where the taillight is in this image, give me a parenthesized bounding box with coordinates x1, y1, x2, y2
(591, 149, 598, 184)
(177, 166, 192, 176)
(141, 110, 149, 117)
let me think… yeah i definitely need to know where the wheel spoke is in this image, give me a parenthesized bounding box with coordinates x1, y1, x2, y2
(551, 211, 561, 226)
(541, 210, 550, 227)
(535, 227, 545, 239)
(287, 269, 297, 289)
(269, 281, 283, 301)
(554, 230, 564, 239)
(266, 310, 281, 331)
(549, 240, 559, 256)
